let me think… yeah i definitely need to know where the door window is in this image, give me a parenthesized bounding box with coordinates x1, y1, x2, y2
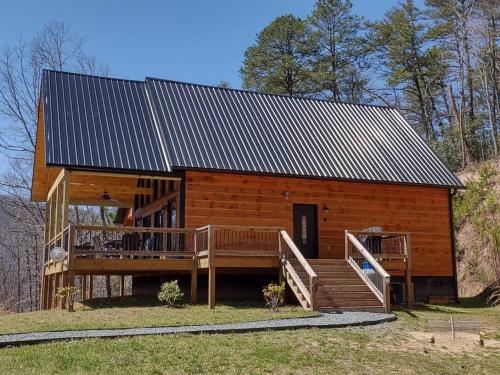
(301, 214, 307, 245)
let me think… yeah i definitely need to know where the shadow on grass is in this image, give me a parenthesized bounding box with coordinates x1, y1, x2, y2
(392, 296, 492, 320)
(80, 296, 271, 310)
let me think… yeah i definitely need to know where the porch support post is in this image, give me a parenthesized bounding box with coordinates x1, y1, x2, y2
(120, 275, 125, 297)
(81, 275, 87, 301)
(405, 234, 413, 307)
(88, 275, 93, 300)
(190, 268, 197, 304)
(208, 225, 215, 309)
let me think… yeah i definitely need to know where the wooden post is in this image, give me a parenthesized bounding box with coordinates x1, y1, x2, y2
(208, 225, 215, 309)
(191, 231, 198, 304)
(344, 230, 349, 260)
(61, 170, 69, 233)
(191, 268, 198, 304)
(120, 275, 125, 297)
(383, 277, 391, 313)
(89, 275, 93, 300)
(309, 275, 317, 311)
(81, 275, 87, 301)
(404, 234, 413, 308)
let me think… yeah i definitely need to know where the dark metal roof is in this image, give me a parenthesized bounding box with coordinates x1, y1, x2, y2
(146, 78, 463, 188)
(40, 70, 463, 188)
(42, 70, 170, 172)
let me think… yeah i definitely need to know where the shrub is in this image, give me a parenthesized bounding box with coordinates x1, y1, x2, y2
(56, 286, 79, 312)
(262, 282, 285, 311)
(158, 280, 184, 307)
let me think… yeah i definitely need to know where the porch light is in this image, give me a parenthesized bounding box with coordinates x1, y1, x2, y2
(283, 190, 289, 200)
(323, 206, 329, 214)
(49, 247, 66, 263)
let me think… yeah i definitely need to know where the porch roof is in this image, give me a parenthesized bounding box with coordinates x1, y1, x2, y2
(33, 69, 463, 200)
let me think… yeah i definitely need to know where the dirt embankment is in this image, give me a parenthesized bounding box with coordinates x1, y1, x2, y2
(455, 156, 500, 297)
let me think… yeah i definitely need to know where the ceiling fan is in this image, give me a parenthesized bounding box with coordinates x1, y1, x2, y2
(100, 191, 123, 206)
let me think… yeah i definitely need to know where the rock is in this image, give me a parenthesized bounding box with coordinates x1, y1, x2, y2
(429, 335, 435, 344)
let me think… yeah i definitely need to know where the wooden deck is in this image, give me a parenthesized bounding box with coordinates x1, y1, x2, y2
(42, 224, 412, 313)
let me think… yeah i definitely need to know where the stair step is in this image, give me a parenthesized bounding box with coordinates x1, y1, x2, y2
(317, 285, 371, 293)
(318, 306, 386, 313)
(315, 298, 382, 307)
(308, 259, 347, 265)
(316, 272, 359, 279)
(317, 278, 366, 285)
(315, 292, 377, 300)
(312, 267, 354, 273)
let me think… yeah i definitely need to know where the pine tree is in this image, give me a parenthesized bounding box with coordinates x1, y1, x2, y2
(307, 0, 367, 102)
(240, 15, 314, 96)
(367, 0, 447, 143)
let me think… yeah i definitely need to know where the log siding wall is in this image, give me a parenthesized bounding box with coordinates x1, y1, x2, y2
(184, 170, 453, 277)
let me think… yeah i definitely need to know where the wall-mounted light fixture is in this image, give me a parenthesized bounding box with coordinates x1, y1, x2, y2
(283, 190, 290, 200)
(323, 206, 329, 214)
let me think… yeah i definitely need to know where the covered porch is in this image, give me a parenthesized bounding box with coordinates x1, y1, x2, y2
(40, 168, 413, 313)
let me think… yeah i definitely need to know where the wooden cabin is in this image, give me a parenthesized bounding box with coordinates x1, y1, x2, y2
(31, 70, 464, 313)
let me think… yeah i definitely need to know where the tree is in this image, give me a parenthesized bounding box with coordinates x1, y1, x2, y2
(216, 79, 232, 89)
(240, 15, 314, 96)
(307, 0, 368, 102)
(425, 0, 480, 166)
(0, 21, 108, 311)
(367, 0, 448, 143)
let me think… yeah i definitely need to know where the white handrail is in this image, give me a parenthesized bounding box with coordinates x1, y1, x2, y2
(280, 231, 317, 278)
(346, 233, 390, 279)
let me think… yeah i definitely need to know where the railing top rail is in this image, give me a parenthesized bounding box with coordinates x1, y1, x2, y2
(195, 225, 211, 232)
(346, 230, 410, 237)
(346, 233, 390, 279)
(44, 225, 71, 247)
(211, 225, 284, 232)
(70, 225, 196, 234)
(280, 230, 317, 278)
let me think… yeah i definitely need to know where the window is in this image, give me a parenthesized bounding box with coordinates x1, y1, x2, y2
(301, 215, 307, 245)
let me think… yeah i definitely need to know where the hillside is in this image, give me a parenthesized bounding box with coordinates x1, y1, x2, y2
(454, 156, 500, 298)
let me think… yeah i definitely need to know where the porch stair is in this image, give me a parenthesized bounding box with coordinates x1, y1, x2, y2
(279, 230, 389, 313)
(308, 259, 385, 313)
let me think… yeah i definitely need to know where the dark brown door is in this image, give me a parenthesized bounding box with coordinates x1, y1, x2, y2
(293, 204, 318, 259)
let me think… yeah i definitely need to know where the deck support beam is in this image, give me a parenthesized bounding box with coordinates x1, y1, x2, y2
(88, 275, 93, 299)
(207, 225, 215, 309)
(208, 266, 216, 309)
(120, 275, 125, 297)
(81, 275, 87, 301)
(190, 268, 197, 304)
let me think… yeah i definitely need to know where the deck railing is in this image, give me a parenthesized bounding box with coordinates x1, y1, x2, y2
(45, 225, 198, 263)
(279, 230, 317, 310)
(345, 231, 392, 313)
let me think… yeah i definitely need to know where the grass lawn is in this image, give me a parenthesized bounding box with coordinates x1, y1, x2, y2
(0, 298, 498, 374)
(0, 297, 315, 335)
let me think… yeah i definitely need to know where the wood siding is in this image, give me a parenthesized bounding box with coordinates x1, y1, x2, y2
(184, 170, 454, 277)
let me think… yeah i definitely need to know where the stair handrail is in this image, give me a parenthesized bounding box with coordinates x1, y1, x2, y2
(345, 231, 391, 313)
(279, 230, 317, 310)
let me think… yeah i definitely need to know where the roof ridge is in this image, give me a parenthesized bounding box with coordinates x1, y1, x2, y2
(42, 69, 145, 84)
(145, 76, 396, 110)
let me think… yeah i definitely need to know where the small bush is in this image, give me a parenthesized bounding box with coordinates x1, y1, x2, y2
(158, 280, 184, 307)
(56, 286, 79, 312)
(263, 282, 285, 311)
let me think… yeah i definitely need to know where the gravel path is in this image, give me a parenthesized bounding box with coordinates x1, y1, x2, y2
(0, 311, 395, 347)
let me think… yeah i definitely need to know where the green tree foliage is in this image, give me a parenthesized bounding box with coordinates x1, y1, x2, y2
(307, 0, 367, 102)
(240, 15, 314, 96)
(367, 0, 448, 142)
(240, 0, 499, 171)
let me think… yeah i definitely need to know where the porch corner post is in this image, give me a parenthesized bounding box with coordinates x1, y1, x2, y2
(208, 225, 216, 309)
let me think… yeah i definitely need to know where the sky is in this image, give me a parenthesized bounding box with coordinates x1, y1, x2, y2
(0, 0, 422, 171)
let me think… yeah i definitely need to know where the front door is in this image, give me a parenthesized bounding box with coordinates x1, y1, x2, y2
(293, 204, 318, 259)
